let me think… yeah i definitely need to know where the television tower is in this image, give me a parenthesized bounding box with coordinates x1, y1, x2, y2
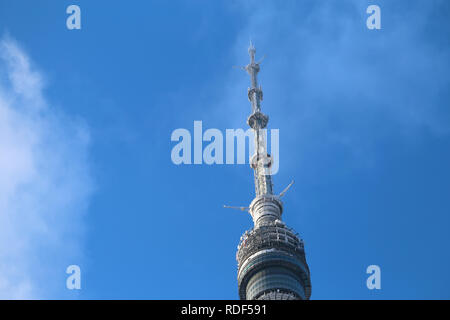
(230, 42, 311, 300)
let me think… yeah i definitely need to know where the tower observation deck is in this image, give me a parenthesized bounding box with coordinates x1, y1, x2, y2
(234, 43, 311, 300)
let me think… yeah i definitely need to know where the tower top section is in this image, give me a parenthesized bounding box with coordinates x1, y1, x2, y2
(245, 42, 263, 113)
(242, 42, 275, 213)
(234, 43, 311, 301)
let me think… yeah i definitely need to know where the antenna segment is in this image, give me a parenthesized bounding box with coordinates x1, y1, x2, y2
(244, 42, 273, 197)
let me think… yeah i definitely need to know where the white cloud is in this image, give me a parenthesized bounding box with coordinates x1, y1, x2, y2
(0, 36, 93, 299)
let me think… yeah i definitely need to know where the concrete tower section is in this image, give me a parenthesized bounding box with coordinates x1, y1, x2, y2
(235, 43, 311, 300)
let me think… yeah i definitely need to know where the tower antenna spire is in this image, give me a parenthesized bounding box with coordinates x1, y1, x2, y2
(243, 41, 272, 197)
(233, 42, 312, 301)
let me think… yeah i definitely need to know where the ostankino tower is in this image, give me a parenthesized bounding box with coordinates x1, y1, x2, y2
(230, 43, 312, 300)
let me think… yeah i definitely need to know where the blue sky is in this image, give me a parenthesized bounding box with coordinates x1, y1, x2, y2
(0, 0, 449, 299)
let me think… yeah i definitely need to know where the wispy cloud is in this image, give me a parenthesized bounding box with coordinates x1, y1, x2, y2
(0, 36, 93, 299)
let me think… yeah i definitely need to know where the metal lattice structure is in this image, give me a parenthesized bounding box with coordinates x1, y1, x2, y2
(233, 43, 311, 300)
